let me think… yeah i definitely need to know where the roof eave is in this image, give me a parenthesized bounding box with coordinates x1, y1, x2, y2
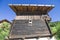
(8, 4, 54, 7)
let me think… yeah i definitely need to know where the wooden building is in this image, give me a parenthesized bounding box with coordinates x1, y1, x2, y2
(0, 19, 10, 23)
(8, 4, 54, 40)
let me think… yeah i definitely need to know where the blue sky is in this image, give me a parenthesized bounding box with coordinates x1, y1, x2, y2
(0, 0, 60, 22)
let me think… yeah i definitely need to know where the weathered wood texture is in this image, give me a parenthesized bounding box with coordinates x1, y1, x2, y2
(9, 19, 51, 39)
(15, 15, 50, 21)
(9, 4, 54, 15)
(8, 4, 54, 40)
(15, 15, 41, 20)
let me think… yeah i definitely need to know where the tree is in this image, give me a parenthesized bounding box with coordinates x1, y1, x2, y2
(49, 21, 60, 40)
(0, 22, 11, 40)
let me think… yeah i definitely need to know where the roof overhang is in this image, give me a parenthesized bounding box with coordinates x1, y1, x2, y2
(9, 4, 54, 15)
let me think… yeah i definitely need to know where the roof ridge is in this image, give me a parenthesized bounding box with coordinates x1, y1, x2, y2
(8, 4, 54, 7)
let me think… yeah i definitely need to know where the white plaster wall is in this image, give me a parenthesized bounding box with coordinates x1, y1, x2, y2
(24, 37, 56, 40)
(38, 38, 49, 40)
(25, 38, 36, 40)
(50, 37, 56, 40)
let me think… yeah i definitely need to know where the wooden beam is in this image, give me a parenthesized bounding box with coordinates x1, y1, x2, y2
(13, 6, 18, 12)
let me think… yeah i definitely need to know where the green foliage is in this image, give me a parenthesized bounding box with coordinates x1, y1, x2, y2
(49, 21, 60, 40)
(0, 22, 11, 40)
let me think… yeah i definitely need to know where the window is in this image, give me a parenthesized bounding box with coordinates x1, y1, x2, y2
(28, 19, 32, 26)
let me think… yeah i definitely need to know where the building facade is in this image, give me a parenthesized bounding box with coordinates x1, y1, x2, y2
(7, 4, 54, 40)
